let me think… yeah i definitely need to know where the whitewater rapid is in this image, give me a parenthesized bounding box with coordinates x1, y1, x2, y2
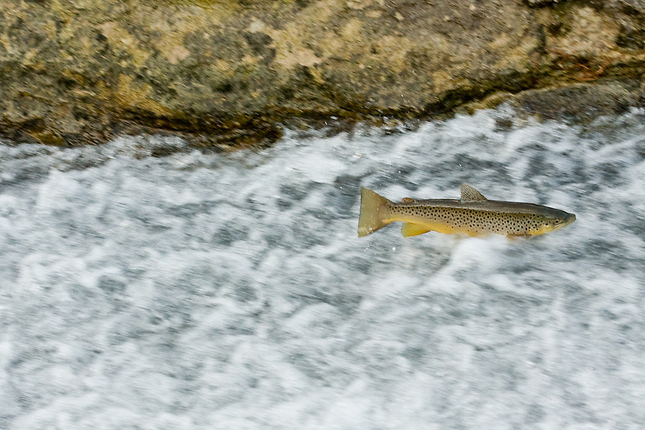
(1, 107, 644, 429)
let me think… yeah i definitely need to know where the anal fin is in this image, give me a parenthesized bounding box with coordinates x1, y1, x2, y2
(401, 222, 433, 237)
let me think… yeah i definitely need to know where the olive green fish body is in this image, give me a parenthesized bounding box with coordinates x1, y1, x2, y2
(358, 184, 575, 238)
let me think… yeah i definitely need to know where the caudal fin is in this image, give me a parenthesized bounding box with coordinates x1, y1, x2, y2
(358, 187, 392, 237)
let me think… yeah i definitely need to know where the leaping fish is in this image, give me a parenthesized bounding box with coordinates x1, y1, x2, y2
(358, 184, 575, 238)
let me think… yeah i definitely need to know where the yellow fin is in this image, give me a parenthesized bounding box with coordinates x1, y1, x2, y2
(401, 222, 433, 237)
(401, 197, 416, 203)
(507, 234, 532, 240)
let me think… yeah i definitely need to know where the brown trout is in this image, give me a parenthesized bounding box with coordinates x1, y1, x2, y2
(358, 184, 576, 238)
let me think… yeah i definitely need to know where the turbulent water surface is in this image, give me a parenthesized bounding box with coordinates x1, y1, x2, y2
(1, 108, 645, 429)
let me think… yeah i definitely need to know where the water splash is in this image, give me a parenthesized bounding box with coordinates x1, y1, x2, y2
(1, 108, 645, 429)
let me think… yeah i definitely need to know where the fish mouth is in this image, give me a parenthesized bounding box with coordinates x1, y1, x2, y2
(548, 212, 575, 232)
(559, 212, 576, 229)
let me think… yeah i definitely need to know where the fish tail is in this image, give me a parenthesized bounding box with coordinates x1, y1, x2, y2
(358, 187, 393, 237)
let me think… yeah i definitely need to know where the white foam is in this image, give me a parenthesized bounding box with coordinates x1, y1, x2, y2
(2, 107, 645, 428)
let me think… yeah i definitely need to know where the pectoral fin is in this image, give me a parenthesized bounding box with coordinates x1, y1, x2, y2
(401, 223, 433, 237)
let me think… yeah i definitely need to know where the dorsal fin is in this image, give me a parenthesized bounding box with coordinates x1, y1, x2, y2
(460, 184, 487, 201)
(401, 197, 416, 203)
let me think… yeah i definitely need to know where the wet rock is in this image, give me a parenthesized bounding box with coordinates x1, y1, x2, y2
(511, 80, 642, 121)
(0, 0, 644, 148)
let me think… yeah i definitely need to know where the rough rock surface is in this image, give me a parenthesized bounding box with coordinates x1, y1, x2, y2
(1, 0, 644, 148)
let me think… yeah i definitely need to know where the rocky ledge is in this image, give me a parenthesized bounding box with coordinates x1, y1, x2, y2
(1, 0, 644, 149)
